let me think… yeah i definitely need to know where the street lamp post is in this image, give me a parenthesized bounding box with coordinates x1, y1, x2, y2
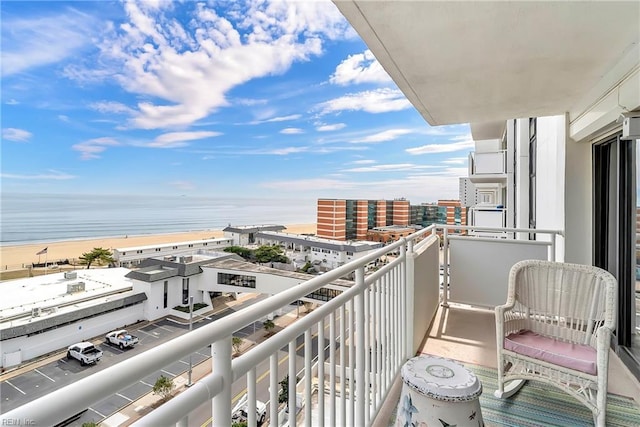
(187, 295, 194, 387)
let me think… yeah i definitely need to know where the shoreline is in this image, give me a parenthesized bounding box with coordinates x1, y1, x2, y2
(0, 223, 317, 270)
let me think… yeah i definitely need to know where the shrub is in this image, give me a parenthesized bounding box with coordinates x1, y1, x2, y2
(153, 375, 174, 401)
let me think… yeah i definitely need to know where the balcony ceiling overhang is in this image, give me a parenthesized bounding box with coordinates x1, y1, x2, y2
(333, 1, 640, 126)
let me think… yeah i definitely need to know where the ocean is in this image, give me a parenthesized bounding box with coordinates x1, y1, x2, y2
(0, 193, 317, 246)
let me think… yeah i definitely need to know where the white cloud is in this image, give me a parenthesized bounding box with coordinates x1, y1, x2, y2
(147, 131, 223, 148)
(406, 134, 474, 155)
(169, 180, 196, 191)
(2, 128, 32, 142)
(90, 101, 135, 115)
(351, 128, 412, 143)
(350, 159, 376, 165)
(315, 88, 412, 115)
(342, 163, 436, 173)
(239, 146, 309, 155)
(248, 114, 302, 125)
(0, 170, 76, 180)
(5, 99, 19, 105)
(330, 49, 391, 86)
(316, 123, 346, 132)
(235, 98, 268, 107)
(441, 157, 468, 165)
(280, 127, 304, 135)
(261, 178, 356, 192)
(1, 9, 97, 76)
(72, 137, 121, 160)
(58, 115, 70, 122)
(70, 2, 352, 129)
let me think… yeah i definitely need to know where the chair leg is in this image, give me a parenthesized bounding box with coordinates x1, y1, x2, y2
(594, 389, 606, 426)
(494, 379, 527, 399)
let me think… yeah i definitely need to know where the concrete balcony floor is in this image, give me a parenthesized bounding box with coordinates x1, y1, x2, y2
(374, 303, 640, 426)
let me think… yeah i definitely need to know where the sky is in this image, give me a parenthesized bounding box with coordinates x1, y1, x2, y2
(1, 0, 472, 204)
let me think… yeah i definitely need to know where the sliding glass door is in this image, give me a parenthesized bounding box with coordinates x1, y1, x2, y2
(593, 134, 639, 379)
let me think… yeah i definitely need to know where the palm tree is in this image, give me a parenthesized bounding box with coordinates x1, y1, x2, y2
(263, 319, 275, 336)
(79, 247, 115, 269)
(232, 336, 244, 355)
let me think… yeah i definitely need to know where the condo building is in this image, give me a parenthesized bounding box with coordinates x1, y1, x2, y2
(318, 198, 464, 241)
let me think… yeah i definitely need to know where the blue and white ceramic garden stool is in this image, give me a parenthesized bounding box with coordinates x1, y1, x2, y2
(399, 354, 484, 427)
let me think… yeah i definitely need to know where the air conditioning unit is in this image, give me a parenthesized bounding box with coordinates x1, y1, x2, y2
(32, 307, 42, 317)
(64, 271, 78, 280)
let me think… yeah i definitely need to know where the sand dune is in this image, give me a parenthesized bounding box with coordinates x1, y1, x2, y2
(0, 223, 317, 269)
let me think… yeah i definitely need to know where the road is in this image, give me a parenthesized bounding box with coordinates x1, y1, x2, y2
(191, 317, 337, 427)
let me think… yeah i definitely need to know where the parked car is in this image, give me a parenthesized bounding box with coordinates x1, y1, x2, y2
(105, 329, 139, 349)
(231, 393, 267, 425)
(67, 342, 103, 366)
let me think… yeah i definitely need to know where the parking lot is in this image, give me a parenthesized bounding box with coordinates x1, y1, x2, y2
(1, 294, 269, 425)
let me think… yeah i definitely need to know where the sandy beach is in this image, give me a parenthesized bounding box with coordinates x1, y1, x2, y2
(0, 223, 317, 270)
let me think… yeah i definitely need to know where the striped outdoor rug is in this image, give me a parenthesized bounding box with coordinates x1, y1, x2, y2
(390, 364, 640, 426)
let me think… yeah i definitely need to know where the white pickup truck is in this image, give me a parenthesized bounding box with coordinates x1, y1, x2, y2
(67, 342, 103, 366)
(231, 393, 267, 425)
(105, 329, 139, 349)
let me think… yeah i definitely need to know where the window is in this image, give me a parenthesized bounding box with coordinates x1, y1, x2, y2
(136, 250, 143, 254)
(182, 278, 190, 305)
(155, 248, 161, 252)
(163, 281, 168, 309)
(218, 272, 256, 288)
(172, 246, 178, 250)
(306, 287, 342, 302)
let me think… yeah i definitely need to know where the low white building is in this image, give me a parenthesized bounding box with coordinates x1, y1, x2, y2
(0, 268, 145, 367)
(254, 231, 384, 270)
(222, 225, 286, 246)
(113, 237, 233, 267)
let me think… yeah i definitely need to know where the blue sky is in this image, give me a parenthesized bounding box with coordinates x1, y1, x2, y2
(1, 0, 472, 203)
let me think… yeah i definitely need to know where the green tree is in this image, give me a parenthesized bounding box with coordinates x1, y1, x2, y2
(153, 375, 174, 401)
(232, 422, 248, 427)
(224, 246, 253, 260)
(278, 375, 299, 410)
(232, 336, 244, 355)
(82, 423, 98, 427)
(254, 245, 289, 263)
(300, 261, 312, 273)
(79, 247, 115, 269)
(263, 319, 275, 336)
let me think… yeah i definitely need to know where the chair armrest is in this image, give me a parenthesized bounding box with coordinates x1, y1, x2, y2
(495, 302, 514, 319)
(595, 326, 613, 352)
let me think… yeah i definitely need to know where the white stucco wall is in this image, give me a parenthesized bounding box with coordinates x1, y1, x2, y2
(535, 115, 566, 261)
(564, 131, 593, 265)
(1, 305, 144, 366)
(514, 118, 530, 238)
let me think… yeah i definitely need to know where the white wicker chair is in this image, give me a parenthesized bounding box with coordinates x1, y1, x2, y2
(495, 260, 617, 426)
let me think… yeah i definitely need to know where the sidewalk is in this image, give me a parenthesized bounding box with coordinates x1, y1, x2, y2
(106, 301, 307, 427)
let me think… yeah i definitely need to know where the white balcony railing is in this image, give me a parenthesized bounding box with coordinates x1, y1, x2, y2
(2, 227, 440, 427)
(469, 207, 507, 236)
(1, 224, 561, 426)
(468, 150, 507, 181)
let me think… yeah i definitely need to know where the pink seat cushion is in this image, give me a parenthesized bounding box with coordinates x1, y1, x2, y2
(504, 330, 597, 375)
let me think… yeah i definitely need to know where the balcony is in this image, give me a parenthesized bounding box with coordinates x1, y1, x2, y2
(468, 150, 507, 183)
(468, 207, 507, 237)
(2, 225, 639, 426)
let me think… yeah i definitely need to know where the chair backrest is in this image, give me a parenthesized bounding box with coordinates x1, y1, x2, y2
(508, 260, 617, 346)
